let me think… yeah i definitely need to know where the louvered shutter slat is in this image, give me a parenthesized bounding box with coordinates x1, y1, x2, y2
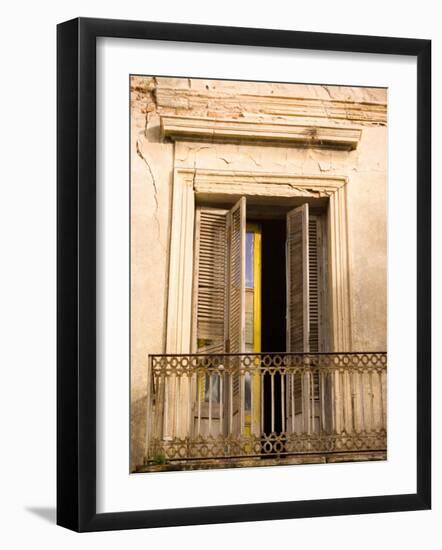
(308, 216, 321, 353)
(286, 203, 309, 353)
(286, 204, 311, 421)
(227, 197, 246, 354)
(227, 198, 246, 425)
(193, 208, 228, 353)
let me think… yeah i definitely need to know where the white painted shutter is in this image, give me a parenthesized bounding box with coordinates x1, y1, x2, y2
(286, 203, 310, 353)
(286, 203, 310, 426)
(227, 198, 246, 434)
(192, 207, 228, 353)
(227, 197, 246, 354)
(308, 215, 321, 353)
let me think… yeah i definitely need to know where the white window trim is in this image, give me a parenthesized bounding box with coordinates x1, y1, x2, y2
(165, 167, 352, 354)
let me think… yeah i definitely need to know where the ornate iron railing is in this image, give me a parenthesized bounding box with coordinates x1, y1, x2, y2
(145, 352, 386, 464)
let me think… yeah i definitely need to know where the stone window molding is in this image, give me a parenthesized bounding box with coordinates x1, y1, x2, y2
(165, 168, 352, 355)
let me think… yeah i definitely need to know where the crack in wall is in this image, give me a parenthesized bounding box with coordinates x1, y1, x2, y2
(286, 183, 330, 197)
(136, 138, 161, 240)
(246, 153, 261, 167)
(176, 144, 211, 163)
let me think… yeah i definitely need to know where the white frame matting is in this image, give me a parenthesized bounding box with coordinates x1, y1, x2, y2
(96, 36, 417, 513)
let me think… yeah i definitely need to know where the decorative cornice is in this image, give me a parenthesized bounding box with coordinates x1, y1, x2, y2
(155, 87, 387, 125)
(161, 116, 362, 150)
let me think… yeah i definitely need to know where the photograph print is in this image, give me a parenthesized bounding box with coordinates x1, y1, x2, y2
(130, 76, 387, 474)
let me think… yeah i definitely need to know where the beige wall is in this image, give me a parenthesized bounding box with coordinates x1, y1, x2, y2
(130, 76, 387, 470)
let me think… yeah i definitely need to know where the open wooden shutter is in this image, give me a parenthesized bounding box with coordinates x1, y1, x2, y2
(227, 197, 246, 435)
(308, 215, 321, 353)
(286, 203, 310, 353)
(192, 207, 228, 353)
(286, 203, 310, 430)
(227, 197, 246, 354)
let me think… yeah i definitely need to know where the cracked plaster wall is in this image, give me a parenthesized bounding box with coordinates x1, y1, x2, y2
(130, 76, 387, 470)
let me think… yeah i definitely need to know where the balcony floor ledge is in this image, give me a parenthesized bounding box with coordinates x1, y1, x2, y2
(135, 450, 386, 473)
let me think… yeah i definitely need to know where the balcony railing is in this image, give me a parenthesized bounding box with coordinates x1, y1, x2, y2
(145, 352, 386, 465)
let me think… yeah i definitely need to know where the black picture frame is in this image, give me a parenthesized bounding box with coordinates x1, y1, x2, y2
(57, 17, 431, 532)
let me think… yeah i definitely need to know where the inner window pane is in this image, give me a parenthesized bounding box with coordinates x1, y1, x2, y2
(245, 231, 254, 355)
(245, 231, 255, 410)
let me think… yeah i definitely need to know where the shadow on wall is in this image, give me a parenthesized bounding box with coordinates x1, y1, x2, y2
(25, 507, 56, 524)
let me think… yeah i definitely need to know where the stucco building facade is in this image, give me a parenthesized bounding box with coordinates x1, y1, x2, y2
(130, 76, 387, 473)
